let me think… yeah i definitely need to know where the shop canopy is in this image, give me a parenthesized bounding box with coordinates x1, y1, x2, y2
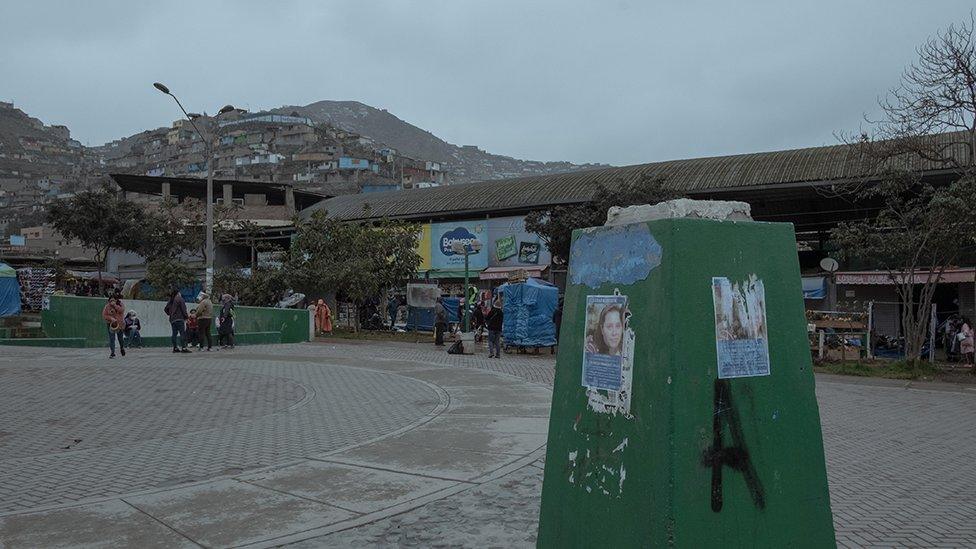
(479, 265, 549, 281)
(0, 262, 21, 318)
(802, 276, 827, 299)
(835, 268, 976, 285)
(66, 270, 119, 284)
(417, 269, 484, 280)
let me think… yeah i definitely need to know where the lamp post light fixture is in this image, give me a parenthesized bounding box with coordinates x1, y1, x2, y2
(153, 82, 237, 294)
(451, 239, 483, 332)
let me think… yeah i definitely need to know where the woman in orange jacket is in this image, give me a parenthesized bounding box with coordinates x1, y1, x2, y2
(315, 299, 333, 335)
(102, 294, 126, 358)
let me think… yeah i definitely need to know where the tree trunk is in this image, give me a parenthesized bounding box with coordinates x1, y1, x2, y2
(96, 249, 106, 296)
(898, 282, 920, 367)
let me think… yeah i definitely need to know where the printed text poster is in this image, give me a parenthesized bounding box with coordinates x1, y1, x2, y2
(711, 275, 770, 378)
(582, 294, 634, 415)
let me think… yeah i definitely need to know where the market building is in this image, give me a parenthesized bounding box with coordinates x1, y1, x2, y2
(303, 133, 974, 339)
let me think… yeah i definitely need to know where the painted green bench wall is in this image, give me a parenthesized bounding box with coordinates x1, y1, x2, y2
(41, 295, 309, 348)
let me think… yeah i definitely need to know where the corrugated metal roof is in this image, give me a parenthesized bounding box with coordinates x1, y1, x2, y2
(305, 133, 964, 222)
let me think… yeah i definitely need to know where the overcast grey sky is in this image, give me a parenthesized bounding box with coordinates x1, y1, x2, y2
(1, 1, 973, 166)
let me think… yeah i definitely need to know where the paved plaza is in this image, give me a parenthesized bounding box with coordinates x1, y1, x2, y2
(0, 340, 974, 547)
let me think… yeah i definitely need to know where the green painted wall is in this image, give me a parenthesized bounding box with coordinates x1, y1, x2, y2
(41, 295, 309, 348)
(538, 218, 834, 548)
(0, 338, 87, 348)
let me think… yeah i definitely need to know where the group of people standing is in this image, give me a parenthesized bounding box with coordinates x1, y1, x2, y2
(945, 315, 975, 367)
(433, 295, 504, 358)
(100, 290, 237, 358)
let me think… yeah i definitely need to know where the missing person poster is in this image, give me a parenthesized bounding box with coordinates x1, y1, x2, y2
(582, 294, 634, 415)
(711, 275, 770, 379)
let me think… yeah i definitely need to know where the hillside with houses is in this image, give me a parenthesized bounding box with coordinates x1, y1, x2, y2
(0, 98, 606, 238)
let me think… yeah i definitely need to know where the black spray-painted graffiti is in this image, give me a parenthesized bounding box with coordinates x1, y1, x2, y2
(700, 379, 765, 512)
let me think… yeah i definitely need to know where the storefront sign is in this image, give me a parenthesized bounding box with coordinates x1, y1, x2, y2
(518, 242, 540, 264)
(495, 235, 517, 261)
(430, 221, 487, 270)
(486, 216, 551, 268)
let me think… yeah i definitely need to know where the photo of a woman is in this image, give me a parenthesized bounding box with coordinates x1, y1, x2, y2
(586, 303, 625, 356)
(581, 293, 633, 413)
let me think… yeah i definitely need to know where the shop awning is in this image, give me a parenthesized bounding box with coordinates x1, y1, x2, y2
(66, 270, 119, 283)
(417, 269, 484, 280)
(479, 265, 549, 280)
(836, 268, 976, 285)
(802, 276, 826, 299)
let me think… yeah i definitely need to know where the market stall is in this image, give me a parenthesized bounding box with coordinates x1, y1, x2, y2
(0, 263, 22, 318)
(498, 277, 558, 350)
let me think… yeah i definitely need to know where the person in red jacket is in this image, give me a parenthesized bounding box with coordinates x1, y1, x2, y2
(102, 293, 126, 359)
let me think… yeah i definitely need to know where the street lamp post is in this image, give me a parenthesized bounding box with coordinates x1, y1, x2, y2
(452, 239, 482, 332)
(153, 82, 236, 294)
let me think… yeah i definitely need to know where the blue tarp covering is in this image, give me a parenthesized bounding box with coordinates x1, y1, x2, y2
(405, 296, 461, 331)
(499, 278, 558, 347)
(802, 276, 827, 299)
(0, 263, 22, 318)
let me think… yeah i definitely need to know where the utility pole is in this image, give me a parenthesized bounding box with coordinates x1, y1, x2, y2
(153, 82, 236, 294)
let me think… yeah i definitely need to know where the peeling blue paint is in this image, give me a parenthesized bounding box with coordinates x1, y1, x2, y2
(569, 224, 662, 288)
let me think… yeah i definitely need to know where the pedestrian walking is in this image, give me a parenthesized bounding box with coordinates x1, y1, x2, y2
(102, 293, 125, 358)
(315, 299, 333, 335)
(218, 293, 236, 349)
(960, 317, 975, 368)
(552, 298, 563, 355)
(434, 297, 447, 346)
(486, 297, 504, 358)
(123, 310, 142, 348)
(196, 292, 214, 351)
(472, 299, 486, 342)
(387, 295, 399, 330)
(165, 288, 191, 353)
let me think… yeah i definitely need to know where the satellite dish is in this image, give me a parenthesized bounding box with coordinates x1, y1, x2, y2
(820, 257, 839, 273)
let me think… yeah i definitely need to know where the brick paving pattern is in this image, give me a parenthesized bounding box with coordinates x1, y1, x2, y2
(0, 346, 441, 514)
(297, 341, 976, 548)
(1, 341, 974, 547)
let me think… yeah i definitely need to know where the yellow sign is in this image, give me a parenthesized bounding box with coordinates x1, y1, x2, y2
(417, 224, 432, 270)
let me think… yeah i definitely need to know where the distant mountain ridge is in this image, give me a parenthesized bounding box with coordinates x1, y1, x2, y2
(272, 100, 607, 183)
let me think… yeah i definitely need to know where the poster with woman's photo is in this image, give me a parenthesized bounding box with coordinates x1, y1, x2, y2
(711, 275, 770, 378)
(582, 294, 634, 415)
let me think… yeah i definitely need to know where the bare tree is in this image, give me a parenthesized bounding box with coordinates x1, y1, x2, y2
(833, 15, 976, 366)
(863, 13, 976, 172)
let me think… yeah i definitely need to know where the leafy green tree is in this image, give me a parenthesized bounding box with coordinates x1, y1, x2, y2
(214, 266, 289, 307)
(285, 211, 421, 330)
(149, 198, 236, 263)
(145, 257, 196, 299)
(525, 174, 681, 263)
(46, 188, 150, 292)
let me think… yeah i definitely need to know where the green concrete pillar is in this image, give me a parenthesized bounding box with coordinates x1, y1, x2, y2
(538, 205, 835, 548)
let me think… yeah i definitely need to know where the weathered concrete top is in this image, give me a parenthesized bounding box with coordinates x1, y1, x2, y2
(605, 198, 752, 226)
